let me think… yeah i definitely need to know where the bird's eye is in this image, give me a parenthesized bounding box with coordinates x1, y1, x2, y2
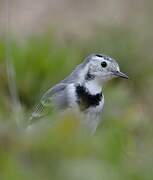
(101, 61, 107, 68)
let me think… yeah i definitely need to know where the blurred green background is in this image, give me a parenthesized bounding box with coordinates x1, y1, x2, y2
(0, 0, 153, 179)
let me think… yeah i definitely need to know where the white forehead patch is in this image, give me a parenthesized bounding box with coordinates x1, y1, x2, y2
(116, 65, 120, 71)
(93, 56, 104, 61)
(114, 62, 120, 71)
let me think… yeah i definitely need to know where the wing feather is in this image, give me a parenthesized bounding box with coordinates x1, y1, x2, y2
(29, 83, 67, 123)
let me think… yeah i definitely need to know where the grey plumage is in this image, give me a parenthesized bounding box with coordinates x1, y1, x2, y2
(30, 54, 91, 119)
(30, 83, 68, 119)
(29, 53, 128, 133)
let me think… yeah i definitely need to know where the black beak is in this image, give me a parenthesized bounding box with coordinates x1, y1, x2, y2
(112, 70, 128, 79)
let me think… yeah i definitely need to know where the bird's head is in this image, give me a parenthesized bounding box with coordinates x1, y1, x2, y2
(83, 54, 128, 83)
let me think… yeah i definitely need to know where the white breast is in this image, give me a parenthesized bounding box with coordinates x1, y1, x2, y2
(66, 83, 105, 134)
(83, 96, 104, 134)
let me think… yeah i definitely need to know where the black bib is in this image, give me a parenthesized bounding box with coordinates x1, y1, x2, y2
(76, 85, 102, 111)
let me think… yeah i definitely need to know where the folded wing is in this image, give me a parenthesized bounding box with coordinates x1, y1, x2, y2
(29, 83, 68, 122)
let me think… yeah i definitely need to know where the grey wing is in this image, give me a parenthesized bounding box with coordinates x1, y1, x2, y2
(29, 83, 68, 121)
(61, 63, 83, 83)
(41, 83, 67, 106)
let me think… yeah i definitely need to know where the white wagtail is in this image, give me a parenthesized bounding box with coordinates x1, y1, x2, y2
(30, 53, 128, 134)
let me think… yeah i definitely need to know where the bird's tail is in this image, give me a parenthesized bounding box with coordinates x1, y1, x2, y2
(28, 103, 44, 124)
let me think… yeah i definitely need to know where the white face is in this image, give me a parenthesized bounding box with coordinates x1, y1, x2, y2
(87, 54, 128, 82)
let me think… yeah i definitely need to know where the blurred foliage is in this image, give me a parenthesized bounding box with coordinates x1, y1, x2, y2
(0, 26, 153, 180)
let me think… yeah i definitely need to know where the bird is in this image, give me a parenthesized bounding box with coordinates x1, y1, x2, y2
(29, 53, 128, 134)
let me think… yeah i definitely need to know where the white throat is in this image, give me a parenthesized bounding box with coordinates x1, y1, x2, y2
(84, 80, 102, 95)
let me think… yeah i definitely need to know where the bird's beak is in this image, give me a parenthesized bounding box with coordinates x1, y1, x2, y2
(112, 70, 129, 79)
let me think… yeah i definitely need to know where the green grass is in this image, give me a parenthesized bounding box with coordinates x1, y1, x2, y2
(0, 27, 153, 180)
